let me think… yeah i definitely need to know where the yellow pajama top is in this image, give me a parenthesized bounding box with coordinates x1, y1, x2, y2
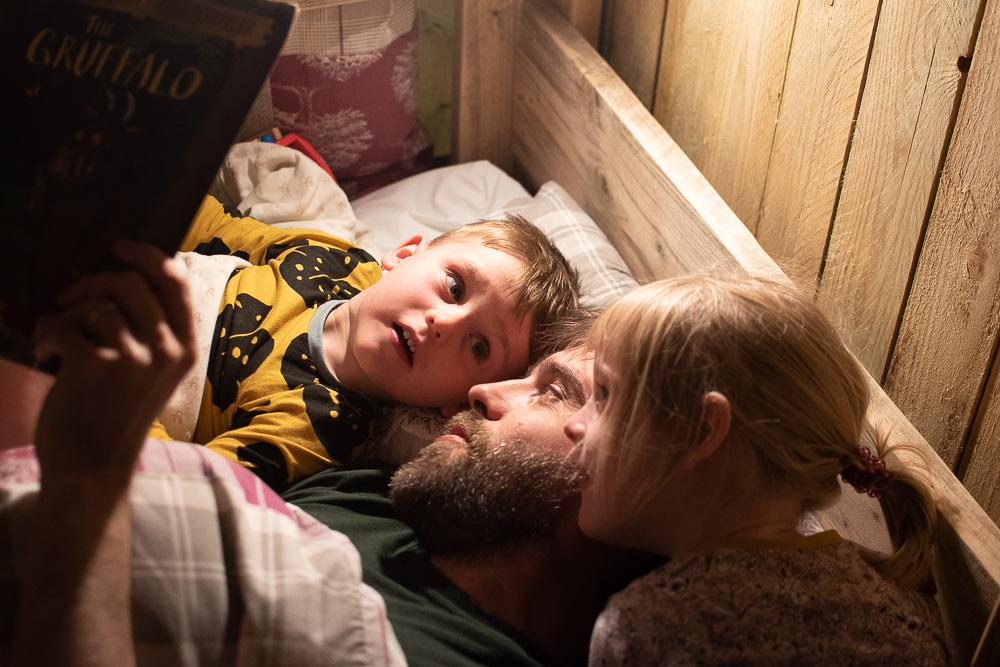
(162, 196, 384, 491)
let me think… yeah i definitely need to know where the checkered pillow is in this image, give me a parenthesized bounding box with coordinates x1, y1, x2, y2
(495, 181, 638, 309)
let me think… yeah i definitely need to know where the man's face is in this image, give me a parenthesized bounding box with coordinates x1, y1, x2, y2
(348, 240, 533, 410)
(388, 348, 594, 557)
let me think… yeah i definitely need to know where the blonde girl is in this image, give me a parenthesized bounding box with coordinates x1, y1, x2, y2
(566, 274, 949, 665)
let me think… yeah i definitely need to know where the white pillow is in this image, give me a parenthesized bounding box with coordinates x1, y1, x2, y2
(353, 162, 638, 308)
(351, 160, 531, 260)
(210, 141, 374, 249)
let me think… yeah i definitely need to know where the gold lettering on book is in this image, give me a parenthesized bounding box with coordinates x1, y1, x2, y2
(25, 19, 204, 100)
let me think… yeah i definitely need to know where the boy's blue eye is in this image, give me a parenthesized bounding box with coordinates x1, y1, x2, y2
(471, 334, 489, 360)
(447, 274, 465, 301)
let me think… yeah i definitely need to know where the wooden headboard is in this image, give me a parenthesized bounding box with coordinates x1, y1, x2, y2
(451, 0, 1000, 664)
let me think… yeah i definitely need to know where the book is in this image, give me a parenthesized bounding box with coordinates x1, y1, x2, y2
(0, 0, 294, 367)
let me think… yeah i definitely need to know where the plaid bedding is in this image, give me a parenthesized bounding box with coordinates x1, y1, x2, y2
(0, 439, 405, 666)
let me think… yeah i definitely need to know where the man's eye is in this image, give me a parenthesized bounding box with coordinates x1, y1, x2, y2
(544, 383, 566, 402)
(471, 334, 489, 360)
(446, 274, 465, 301)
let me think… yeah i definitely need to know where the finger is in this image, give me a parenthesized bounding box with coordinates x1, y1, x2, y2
(33, 310, 110, 366)
(50, 295, 126, 347)
(38, 300, 123, 358)
(84, 301, 135, 353)
(69, 295, 166, 370)
(107, 245, 195, 379)
(55, 282, 189, 388)
(58, 269, 167, 344)
(54, 242, 193, 351)
(113, 242, 196, 351)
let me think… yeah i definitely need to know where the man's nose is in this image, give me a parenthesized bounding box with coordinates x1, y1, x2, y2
(563, 403, 589, 445)
(467, 380, 514, 421)
(563, 413, 585, 446)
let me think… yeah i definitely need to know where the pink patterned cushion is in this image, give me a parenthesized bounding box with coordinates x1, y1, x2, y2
(244, 1, 432, 198)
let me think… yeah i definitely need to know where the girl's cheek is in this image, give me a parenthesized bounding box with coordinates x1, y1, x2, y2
(589, 420, 612, 454)
(579, 435, 601, 464)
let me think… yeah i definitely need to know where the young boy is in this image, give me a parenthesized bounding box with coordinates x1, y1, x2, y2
(151, 195, 579, 491)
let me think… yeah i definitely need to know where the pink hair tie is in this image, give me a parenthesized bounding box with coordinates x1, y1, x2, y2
(840, 446, 892, 500)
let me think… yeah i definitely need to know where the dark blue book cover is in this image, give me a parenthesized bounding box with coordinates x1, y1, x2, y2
(0, 0, 294, 366)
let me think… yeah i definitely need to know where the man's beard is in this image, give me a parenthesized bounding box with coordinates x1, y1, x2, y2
(388, 411, 582, 560)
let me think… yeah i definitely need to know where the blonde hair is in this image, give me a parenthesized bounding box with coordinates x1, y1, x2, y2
(431, 214, 579, 361)
(587, 274, 939, 591)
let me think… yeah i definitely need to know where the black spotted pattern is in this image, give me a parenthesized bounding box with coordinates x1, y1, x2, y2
(208, 293, 274, 411)
(237, 442, 291, 493)
(280, 332, 376, 464)
(191, 236, 250, 262)
(271, 243, 372, 308)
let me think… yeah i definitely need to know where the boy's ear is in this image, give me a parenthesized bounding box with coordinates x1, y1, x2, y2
(381, 234, 429, 270)
(440, 402, 468, 420)
(682, 391, 732, 469)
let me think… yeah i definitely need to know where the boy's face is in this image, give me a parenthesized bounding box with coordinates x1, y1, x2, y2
(346, 239, 533, 411)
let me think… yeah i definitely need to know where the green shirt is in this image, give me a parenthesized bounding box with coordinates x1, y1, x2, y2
(282, 461, 552, 667)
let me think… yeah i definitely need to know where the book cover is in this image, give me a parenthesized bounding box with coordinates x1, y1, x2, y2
(0, 0, 294, 367)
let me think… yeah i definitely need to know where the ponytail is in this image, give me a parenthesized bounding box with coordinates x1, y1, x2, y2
(844, 431, 939, 593)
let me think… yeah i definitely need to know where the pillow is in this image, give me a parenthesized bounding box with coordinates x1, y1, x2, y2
(351, 159, 532, 260)
(352, 161, 639, 308)
(238, 0, 433, 198)
(363, 402, 450, 466)
(494, 181, 638, 309)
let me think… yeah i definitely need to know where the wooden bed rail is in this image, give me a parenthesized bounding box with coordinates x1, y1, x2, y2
(453, 0, 1000, 664)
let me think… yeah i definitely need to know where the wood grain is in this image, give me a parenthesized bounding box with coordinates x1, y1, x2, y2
(886, 2, 1000, 474)
(452, 0, 523, 172)
(972, 594, 1000, 666)
(883, 0, 1000, 472)
(551, 0, 604, 47)
(819, 0, 979, 379)
(597, 0, 667, 108)
(512, 0, 784, 284)
(962, 353, 1000, 531)
(652, 0, 798, 230)
(754, 0, 879, 282)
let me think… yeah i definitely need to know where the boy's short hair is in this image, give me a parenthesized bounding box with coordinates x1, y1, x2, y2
(431, 214, 580, 360)
(532, 308, 601, 360)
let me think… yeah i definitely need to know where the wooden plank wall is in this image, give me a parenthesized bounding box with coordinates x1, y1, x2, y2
(600, 0, 1000, 529)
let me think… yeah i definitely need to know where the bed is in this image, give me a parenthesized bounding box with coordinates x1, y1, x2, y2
(1, 0, 998, 663)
